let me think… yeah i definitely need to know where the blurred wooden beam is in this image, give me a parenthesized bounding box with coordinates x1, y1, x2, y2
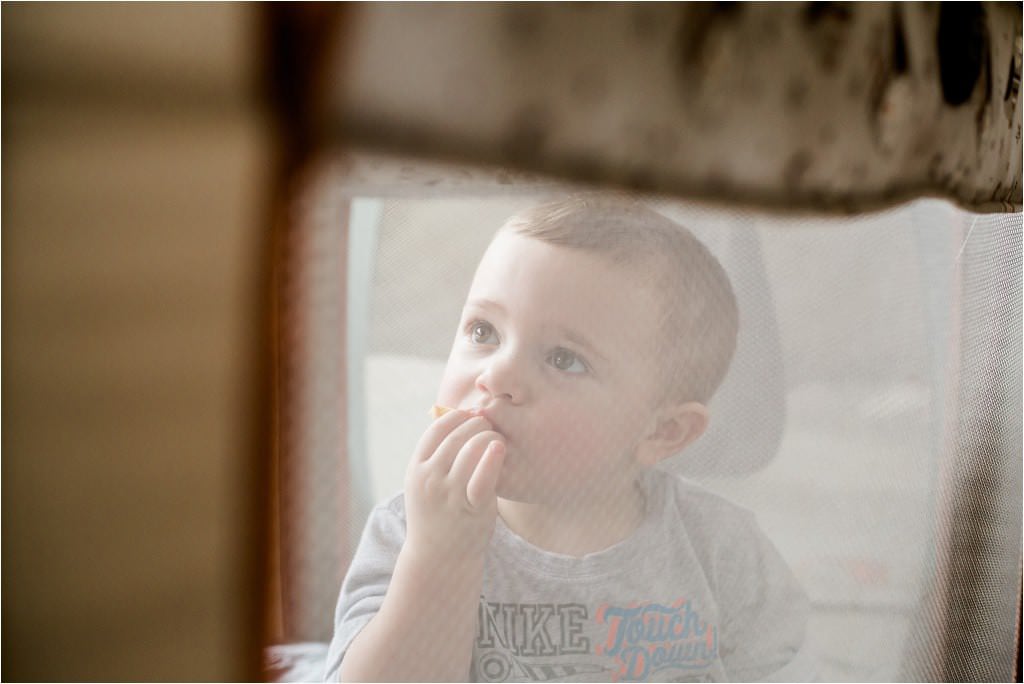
(330, 3, 1022, 213)
(260, 1, 348, 647)
(2, 4, 270, 679)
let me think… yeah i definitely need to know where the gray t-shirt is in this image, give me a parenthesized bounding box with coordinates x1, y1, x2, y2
(324, 470, 811, 682)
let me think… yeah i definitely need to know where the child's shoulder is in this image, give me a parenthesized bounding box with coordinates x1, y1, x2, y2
(645, 469, 760, 537)
(375, 490, 407, 519)
(360, 491, 409, 533)
(645, 470, 792, 582)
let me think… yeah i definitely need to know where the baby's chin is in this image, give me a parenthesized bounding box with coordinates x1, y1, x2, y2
(494, 471, 550, 505)
(495, 470, 603, 507)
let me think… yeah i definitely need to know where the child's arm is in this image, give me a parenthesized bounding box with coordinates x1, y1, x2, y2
(338, 409, 505, 682)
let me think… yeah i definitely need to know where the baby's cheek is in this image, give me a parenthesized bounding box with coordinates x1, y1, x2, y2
(435, 386, 460, 409)
(534, 413, 605, 465)
(435, 360, 475, 406)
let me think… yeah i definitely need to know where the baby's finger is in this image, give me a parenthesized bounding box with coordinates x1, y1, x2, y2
(412, 409, 474, 463)
(448, 430, 502, 487)
(466, 441, 505, 511)
(430, 416, 493, 473)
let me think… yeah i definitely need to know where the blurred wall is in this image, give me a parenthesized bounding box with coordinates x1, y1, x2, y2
(3, 4, 268, 679)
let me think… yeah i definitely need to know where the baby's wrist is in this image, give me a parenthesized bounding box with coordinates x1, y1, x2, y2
(404, 530, 490, 560)
(398, 539, 488, 584)
(404, 513, 496, 559)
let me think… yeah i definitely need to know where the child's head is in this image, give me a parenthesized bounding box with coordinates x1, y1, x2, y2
(436, 194, 739, 504)
(503, 195, 739, 406)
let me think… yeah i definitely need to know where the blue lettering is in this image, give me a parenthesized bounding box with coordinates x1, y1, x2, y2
(603, 605, 643, 656)
(620, 645, 649, 682)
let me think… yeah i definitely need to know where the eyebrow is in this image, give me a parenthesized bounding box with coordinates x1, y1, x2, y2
(465, 298, 507, 314)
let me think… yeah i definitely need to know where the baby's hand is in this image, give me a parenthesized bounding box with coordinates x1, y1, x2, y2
(403, 409, 506, 564)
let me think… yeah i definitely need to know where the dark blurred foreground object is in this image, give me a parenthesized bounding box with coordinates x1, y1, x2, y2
(2, 3, 271, 680)
(3, 2, 1020, 682)
(332, 3, 1021, 213)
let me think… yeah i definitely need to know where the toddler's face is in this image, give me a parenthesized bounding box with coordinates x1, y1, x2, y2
(437, 231, 669, 504)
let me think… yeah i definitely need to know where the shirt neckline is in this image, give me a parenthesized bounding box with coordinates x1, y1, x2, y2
(490, 469, 666, 579)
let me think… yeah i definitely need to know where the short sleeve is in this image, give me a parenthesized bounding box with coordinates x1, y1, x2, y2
(322, 498, 406, 682)
(716, 512, 814, 682)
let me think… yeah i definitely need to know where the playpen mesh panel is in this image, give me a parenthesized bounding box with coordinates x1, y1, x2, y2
(282, 191, 1021, 682)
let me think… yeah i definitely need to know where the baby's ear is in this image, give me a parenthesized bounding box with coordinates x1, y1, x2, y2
(635, 402, 710, 467)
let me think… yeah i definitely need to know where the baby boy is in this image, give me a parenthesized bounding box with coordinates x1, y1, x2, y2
(325, 195, 810, 682)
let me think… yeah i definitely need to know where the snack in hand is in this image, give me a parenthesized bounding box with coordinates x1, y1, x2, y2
(430, 404, 455, 419)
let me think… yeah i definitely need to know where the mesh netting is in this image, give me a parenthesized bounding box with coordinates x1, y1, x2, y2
(278, 191, 1021, 682)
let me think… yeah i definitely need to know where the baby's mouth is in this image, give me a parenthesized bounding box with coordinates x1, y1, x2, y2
(429, 404, 511, 444)
(472, 404, 497, 424)
(470, 406, 512, 447)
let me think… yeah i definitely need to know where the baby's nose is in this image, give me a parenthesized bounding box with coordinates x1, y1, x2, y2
(475, 350, 528, 404)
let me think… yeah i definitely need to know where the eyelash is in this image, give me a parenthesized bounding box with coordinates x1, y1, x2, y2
(463, 319, 590, 374)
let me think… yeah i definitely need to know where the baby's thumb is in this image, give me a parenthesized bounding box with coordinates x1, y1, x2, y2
(466, 441, 505, 510)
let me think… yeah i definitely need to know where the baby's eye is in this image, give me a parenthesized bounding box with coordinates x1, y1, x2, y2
(468, 320, 499, 345)
(548, 348, 587, 374)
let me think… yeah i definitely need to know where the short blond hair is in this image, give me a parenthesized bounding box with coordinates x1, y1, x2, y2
(502, 194, 739, 404)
